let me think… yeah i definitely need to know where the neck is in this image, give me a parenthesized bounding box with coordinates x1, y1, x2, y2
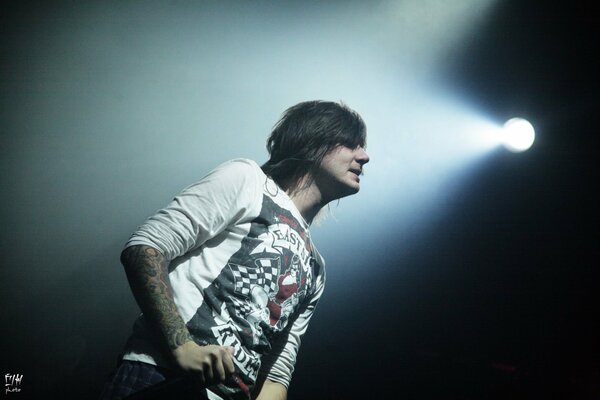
(286, 177, 328, 224)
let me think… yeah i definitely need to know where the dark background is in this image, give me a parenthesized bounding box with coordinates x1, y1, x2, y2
(1, 1, 598, 399)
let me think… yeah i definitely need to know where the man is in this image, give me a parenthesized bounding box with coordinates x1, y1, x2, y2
(101, 100, 370, 400)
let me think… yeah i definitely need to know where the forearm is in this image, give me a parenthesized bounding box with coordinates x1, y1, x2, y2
(255, 379, 287, 400)
(121, 245, 192, 350)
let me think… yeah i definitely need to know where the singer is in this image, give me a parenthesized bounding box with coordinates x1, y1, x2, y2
(100, 100, 370, 400)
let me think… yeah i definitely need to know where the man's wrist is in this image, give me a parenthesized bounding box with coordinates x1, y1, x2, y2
(168, 330, 194, 351)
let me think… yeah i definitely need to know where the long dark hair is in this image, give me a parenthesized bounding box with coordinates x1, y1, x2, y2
(261, 100, 367, 192)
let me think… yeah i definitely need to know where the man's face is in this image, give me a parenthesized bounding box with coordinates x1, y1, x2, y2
(316, 144, 370, 201)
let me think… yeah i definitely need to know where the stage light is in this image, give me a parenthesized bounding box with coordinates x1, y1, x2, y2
(502, 118, 535, 152)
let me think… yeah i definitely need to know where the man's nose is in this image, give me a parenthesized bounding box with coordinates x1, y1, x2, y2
(357, 147, 370, 165)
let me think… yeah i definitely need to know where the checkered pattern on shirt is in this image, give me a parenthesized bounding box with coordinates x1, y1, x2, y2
(230, 296, 255, 316)
(228, 257, 280, 296)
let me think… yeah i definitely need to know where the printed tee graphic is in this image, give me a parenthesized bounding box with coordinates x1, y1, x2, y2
(186, 195, 318, 386)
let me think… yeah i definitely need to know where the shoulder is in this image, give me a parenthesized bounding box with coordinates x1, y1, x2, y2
(183, 158, 265, 190)
(209, 158, 264, 180)
(180, 159, 266, 212)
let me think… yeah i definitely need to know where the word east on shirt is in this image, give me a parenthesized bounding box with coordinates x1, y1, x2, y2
(121, 159, 326, 400)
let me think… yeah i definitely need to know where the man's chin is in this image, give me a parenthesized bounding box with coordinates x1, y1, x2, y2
(324, 181, 361, 201)
(340, 184, 360, 198)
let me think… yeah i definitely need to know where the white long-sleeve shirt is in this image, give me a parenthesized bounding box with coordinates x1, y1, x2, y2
(122, 159, 326, 399)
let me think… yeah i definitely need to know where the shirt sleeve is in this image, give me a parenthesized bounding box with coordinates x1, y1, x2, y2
(260, 258, 326, 388)
(124, 159, 263, 260)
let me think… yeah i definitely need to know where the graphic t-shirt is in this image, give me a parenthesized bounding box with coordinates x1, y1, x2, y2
(121, 159, 326, 399)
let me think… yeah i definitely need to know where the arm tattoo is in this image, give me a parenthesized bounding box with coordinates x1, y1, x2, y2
(121, 245, 192, 350)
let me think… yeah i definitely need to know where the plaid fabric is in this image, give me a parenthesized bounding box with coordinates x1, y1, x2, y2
(99, 361, 170, 399)
(99, 361, 212, 400)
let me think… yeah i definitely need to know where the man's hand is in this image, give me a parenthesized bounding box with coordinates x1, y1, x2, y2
(173, 341, 236, 386)
(122, 246, 237, 387)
